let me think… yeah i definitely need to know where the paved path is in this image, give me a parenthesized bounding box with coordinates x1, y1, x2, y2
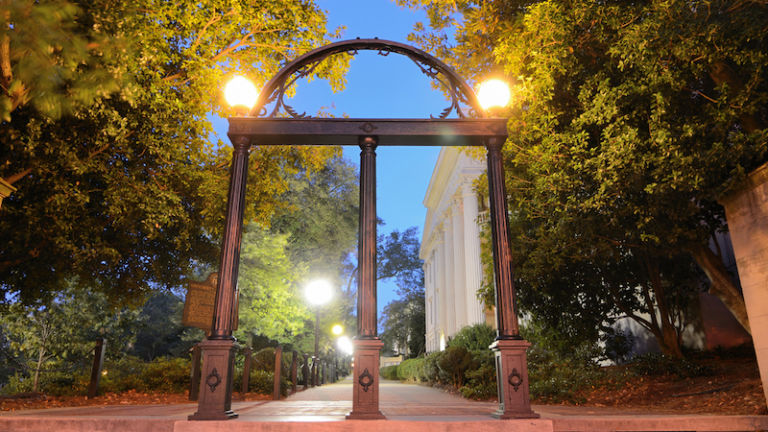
(1, 376, 767, 431)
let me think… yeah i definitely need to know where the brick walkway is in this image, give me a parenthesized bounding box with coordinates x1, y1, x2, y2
(1, 377, 767, 431)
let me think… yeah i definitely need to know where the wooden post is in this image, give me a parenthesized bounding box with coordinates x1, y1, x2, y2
(347, 136, 385, 420)
(302, 354, 309, 390)
(311, 357, 317, 387)
(189, 344, 202, 401)
(241, 347, 252, 395)
(290, 351, 298, 393)
(273, 346, 283, 400)
(486, 137, 538, 419)
(87, 338, 106, 399)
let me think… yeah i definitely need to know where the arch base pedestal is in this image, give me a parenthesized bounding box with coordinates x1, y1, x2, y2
(346, 338, 385, 420)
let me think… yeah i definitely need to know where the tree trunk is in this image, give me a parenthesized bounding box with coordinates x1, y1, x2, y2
(33, 345, 45, 393)
(689, 244, 751, 335)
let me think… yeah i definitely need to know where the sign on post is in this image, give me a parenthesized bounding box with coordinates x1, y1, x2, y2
(182, 273, 239, 332)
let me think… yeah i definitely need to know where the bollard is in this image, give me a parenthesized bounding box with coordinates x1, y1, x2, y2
(241, 347, 252, 395)
(273, 346, 283, 400)
(87, 338, 107, 399)
(189, 344, 202, 401)
(290, 351, 298, 393)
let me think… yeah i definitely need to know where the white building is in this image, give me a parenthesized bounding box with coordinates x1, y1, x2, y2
(420, 147, 493, 353)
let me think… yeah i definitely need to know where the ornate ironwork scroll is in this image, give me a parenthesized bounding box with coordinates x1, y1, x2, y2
(250, 39, 484, 120)
(508, 368, 523, 392)
(206, 368, 222, 393)
(358, 368, 374, 392)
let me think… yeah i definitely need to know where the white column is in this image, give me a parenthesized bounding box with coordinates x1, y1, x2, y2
(451, 196, 467, 332)
(423, 258, 434, 352)
(462, 182, 485, 325)
(437, 227, 448, 344)
(442, 219, 456, 335)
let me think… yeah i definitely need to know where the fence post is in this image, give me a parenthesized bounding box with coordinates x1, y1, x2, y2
(302, 353, 309, 390)
(87, 338, 106, 399)
(241, 347, 252, 395)
(189, 343, 202, 401)
(273, 346, 283, 400)
(290, 351, 298, 393)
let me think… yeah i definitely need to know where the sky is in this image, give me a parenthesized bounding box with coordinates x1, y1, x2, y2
(216, 0, 455, 321)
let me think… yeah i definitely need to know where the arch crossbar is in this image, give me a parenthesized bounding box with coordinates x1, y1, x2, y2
(249, 38, 484, 119)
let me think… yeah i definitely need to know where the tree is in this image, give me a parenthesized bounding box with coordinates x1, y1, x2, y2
(379, 227, 426, 358)
(403, 0, 767, 355)
(271, 156, 360, 282)
(0, 0, 348, 305)
(234, 226, 311, 345)
(0, 285, 142, 391)
(131, 292, 200, 361)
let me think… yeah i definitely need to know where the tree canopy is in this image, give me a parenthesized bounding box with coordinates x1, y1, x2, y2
(403, 0, 767, 356)
(0, 0, 348, 305)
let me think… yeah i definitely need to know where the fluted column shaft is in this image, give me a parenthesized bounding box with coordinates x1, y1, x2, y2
(357, 136, 378, 338)
(486, 137, 521, 339)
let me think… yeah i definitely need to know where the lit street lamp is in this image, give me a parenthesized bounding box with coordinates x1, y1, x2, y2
(305, 279, 334, 386)
(224, 76, 259, 110)
(477, 78, 511, 110)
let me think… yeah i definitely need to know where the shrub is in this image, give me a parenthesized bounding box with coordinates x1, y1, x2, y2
(139, 357, 190, 393)
(420, 351, 442, 383)
(248, 369, 290, 396)
(437, 346, 472, 388)
(459, 349, 496, 400)
(448, 324, 496, 352)
(397, 358, 424, 382)
(380, 365, 398, 380)
(100, 356, 190, 394)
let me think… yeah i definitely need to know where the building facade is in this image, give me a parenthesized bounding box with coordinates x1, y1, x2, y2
(420, 147, 490, 353)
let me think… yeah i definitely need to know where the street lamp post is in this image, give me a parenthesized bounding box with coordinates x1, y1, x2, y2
(305, 279, 333, 387)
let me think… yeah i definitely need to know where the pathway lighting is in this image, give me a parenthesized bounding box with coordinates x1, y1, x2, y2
(477, 78, 511, 110)
(332, 324, 344, 336)
(305, 279, 334, 386)
(305, 279, 334, 306)
(337, 335, 354, 356)
(224, 76, 259, 110)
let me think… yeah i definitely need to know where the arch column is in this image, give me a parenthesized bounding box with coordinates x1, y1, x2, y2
(189, 135, 250, 421)
(347, 136, 385, 420)
(485, 137, 538, 419)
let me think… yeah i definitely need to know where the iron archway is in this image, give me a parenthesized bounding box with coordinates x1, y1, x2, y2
(250, 38, 483, 119)
(190, 39, 537, 422)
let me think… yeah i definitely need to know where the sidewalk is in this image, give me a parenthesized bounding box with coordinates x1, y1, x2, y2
(1, 377, 767, 431)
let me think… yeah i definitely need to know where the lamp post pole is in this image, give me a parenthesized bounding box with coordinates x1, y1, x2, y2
(313, 308, 320, 386)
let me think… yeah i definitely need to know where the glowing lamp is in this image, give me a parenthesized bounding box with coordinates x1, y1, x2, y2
(477, 79, 511, 110)
(224, 76, 259, 110)
(305, 279, 333, 306)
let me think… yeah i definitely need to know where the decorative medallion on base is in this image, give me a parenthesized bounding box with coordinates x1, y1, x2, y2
(188, 339, 239, 421)
(346, 338, 385, 420)
(490, 339, 540, 420)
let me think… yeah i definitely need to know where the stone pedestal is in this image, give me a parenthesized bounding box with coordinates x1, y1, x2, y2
(490, 339, 539, 419)
(346, 338, 385, 420)
(188, 339, 238, 420)
(720, 162, 768, 408)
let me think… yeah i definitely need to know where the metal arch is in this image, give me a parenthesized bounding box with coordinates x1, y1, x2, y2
(248, 38, 484, 119)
